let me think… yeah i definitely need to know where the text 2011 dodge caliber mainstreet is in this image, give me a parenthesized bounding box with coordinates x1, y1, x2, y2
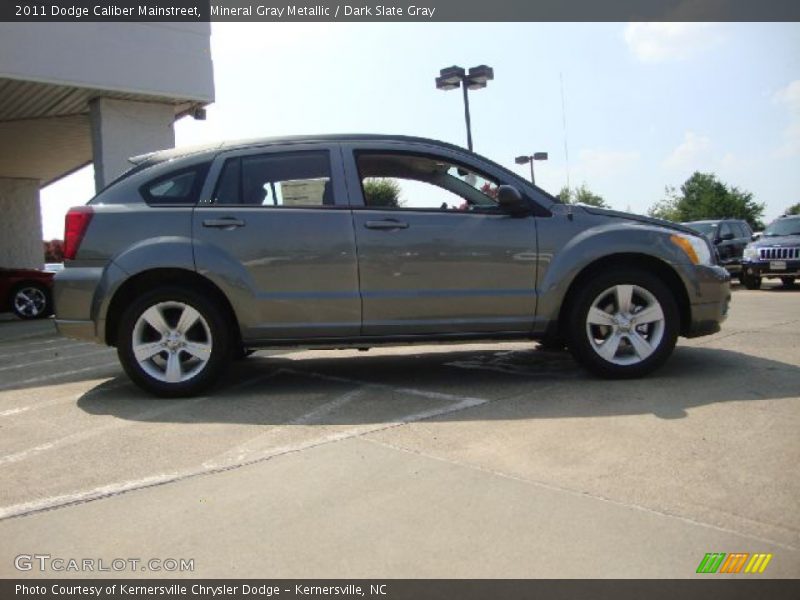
(54, 135, 731, 397)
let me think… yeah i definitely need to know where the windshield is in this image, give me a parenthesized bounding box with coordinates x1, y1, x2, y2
(684, 222, 717, 238)
(763, 218, 800, 237)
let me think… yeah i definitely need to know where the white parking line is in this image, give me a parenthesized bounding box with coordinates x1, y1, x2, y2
(0, 370, 285, 467)
(207, 387, 365, 465)
(0, 348, 111, 373)
(0, 362, 120, 392)
(0, 332, 57, 344)
(0, 341, 92, 360)
(0, 368, 491, 520)
(0, 380, 129, 419)
(0, 395, 210, 467)
(0, 407, 28, 417)
(284, 367, 491, 404)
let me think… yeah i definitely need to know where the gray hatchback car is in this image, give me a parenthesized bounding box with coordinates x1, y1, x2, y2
(54, 135, 730, 396)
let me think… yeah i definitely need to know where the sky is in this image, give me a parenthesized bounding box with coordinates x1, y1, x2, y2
(39, 21, 800, 239)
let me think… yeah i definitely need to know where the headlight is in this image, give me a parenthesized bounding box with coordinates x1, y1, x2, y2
(670, 233, 713, 266)
(743, 245, 758, 261)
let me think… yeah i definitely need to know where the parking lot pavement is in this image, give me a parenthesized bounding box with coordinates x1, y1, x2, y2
(0, 282, 798, 578)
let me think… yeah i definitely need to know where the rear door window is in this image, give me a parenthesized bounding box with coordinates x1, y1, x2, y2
(213, 151, 333, 207)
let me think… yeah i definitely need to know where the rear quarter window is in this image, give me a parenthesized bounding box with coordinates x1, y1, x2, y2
(139, 163, 210, 206)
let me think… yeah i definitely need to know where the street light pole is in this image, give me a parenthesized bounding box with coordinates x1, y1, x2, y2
(436, 65, 493, 152)
(461, 81, 473, 152)
(515, 152, 549, 185)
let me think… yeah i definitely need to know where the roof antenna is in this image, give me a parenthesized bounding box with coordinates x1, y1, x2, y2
(560, 72, 571, 192)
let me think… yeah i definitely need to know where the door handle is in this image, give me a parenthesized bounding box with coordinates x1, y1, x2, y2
(202, 217, 245, 229)
(364, 219, 409, 230)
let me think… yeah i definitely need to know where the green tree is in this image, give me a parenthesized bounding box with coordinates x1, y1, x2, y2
(785, 202, 800, 216)
(648, 172, 765, 229)
(558, 184, 609, 208)
(362, 178, 402, 207)
(647, 186, 682, 222)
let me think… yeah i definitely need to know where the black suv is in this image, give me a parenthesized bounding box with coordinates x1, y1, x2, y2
(682, 219, 753, 280)
(740, 214, 800, 289)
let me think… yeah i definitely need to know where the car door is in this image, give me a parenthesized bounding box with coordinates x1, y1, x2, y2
(732, 222, 751, 261)
(716, 222, 737, 267)
(342, 142, 538, 336)
(192, 143, 360, 340)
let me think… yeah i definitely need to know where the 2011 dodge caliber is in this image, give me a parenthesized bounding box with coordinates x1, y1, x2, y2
(54, 135, 731, 397)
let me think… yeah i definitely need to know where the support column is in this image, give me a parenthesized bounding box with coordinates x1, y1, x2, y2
(90, 98, 175, 191)
(0, 178, 43, 269)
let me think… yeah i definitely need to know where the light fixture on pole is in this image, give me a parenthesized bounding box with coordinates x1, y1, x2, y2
(515, 152, 548, 184)
(435, 64, 494, 152)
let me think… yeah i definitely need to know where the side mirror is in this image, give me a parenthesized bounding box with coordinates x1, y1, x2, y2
(751, 233, 761, 241)
(496, 185, 528, 215)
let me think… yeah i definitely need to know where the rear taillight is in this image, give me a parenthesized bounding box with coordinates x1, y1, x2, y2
(63, 206, 94, 260)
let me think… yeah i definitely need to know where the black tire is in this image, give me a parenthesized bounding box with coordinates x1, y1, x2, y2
(742, 274, 762, 290)
(117, 286, 232, 397)
(536, 333, 568, 352)
(566, 268, 679, 379)
(780, 277, 795, 288)
(11, 282, 52, 320)
(234, 347, 256, 360)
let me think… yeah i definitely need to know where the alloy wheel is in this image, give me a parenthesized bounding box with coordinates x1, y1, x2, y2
(131, 301, 213, 383)
(585, 284, 665, 366)
(13, 286, 47, 318)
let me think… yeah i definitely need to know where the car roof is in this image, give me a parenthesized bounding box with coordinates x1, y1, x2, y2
(129, 134, 471, 167)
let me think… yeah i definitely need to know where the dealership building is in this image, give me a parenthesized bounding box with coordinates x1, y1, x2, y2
(0, 22, 214, 268)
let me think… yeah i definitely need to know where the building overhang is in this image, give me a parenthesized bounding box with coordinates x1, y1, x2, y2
(0, 77, 208, 186)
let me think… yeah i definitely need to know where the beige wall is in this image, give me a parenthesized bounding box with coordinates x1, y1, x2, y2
(90, 98, 176, 189)
(0, 178, 43, 269)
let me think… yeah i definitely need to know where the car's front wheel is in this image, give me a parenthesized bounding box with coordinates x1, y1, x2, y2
(117, 287, 231, 397)
(780, 277, 795, 288)
(11, 283, 52, 319)
(566, 269, 679, 378)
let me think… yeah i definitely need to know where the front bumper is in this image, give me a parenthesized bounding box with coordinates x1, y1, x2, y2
(682, 264, 731, 338)
(741, 260, 800, 278)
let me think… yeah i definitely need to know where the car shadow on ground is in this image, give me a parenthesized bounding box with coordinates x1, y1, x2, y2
(75, 344, 800, 425)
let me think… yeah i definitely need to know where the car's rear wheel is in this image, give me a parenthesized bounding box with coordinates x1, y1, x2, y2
(117, 287, 231, 397)
(741, 273, 762, 290)
(566, 269, 679, 378)
(11, 283, 52, 319)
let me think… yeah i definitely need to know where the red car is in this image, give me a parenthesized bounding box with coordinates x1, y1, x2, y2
(0, 267, 55, 319)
